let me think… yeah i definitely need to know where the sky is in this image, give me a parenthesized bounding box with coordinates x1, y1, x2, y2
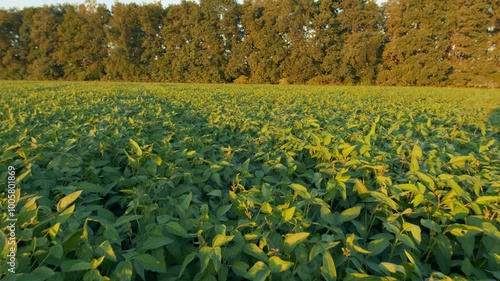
(1, 0, 386, 10)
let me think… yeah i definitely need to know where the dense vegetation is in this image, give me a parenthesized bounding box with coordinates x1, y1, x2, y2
(0, 0, 498, 87)
(0, 82, 499, 280)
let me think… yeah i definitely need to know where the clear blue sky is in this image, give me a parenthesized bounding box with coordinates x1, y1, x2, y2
(1, 0, 386, 10)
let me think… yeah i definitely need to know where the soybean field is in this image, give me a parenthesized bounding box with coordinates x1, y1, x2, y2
(0, 81, 499, 281)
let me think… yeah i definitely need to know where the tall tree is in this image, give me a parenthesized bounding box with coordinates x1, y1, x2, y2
(161, 1, 204, 82)
(197, 0, 242, 82)
(377, 0, 454, 86)
(278, 0, 322, 84)
(447, 0, 499, 87)
(55, 2, 110, 80)
(25, 6, 65, 80)
(336, 0, 384, 84)
(0, 9, 25, 79)
(313, 0, 343, 84)
(137, 2, 166, 81)
(106, 3, 145, 81)
(239, 0, 288, 83)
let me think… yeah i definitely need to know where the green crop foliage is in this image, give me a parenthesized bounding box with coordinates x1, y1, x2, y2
(0, 81, 499, 280)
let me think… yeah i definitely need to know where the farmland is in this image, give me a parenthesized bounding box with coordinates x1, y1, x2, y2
(0, 81, 499, 280)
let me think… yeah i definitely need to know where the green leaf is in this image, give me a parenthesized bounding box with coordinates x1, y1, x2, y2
(211, 246, 223, 273)
(56, 190, 82, 213)
(57, 204, 75, 224)
(243, 243, 269, 262)
(461, 257, 474, 276)
(62, 229, 84, 252)
(61, 260, 93, 272)
(416, 172, 435, 191)
(49, 244, 63, 259)
(320, 251, 337, 281)
(379, 262, 406, 276)
(141, 236, 175, 250)
(0, 230, 6, 254)
(368, 235, 391, 256)
(449, 155, 475, 166)
(212, 234, 234, 247)
(420, 219, 442, 233)
(396, 184, 420, 193)
(309, 241, 341, 261)
(166, 221, 191, 238)
(338, 205, 362, 224)
(178, 252, 197, 278)
(134, 253, 166, 273)
(232, 261, 250, 278)
(79, 182, 107, 193)
(269, 256, 294, 273)
(284, 232, 310, 254)
(18, 266, 55, 281)
(216, 204, 232, 219)
(180, 192, 192, 211)
(103, 228, 121, 245)
(96, 240, 117, 262)
(475, 196, 500, 204)
(289, 183, 312, 199)
(342, 145, 356, 158)
(114, 215, 143, 227)
(368, 191, 398, 211)
(403, 222, 421, 244)
(114, 260, 133, 281)
(432, 235, 452, 274)
(396, 233, 417, 250)
(248, 261, 270, 281)
(211, 173, 223, 187)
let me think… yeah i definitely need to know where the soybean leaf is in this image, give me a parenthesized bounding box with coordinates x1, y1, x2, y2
(166, 221, 191, 238)
(284, 232, 310, 254)
(134, 254, 166, 273)
(338, 205, 362, 224)
(56, 190, 82, 213)
(290, 183, 312, 199)
(61, 260, 92, 272)
(243, 243, 269, 262)
(269, 256, 294, 273)
(320, 251, 337, 281)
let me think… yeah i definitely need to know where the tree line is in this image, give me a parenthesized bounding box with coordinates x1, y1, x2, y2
(0, 0, 498, 87)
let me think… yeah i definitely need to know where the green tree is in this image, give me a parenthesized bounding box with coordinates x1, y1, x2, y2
(336, 0, 384, 84)
(106, 3, 145, 81)
(55, 3, 110, 80)
(277, 0, 322, 84)
(447, 0, 499, 87)
(239, 0, 288, 83)
(25, 6, 65, 80)
(0, 9, 25, 79)
(161, 1, 204, 82)
(138, 2, 166, 82)
(377, 0, 454, 86)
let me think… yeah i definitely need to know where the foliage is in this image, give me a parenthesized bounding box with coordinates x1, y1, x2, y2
(0, 81, 499, 280)
(0, 0, 498, 87)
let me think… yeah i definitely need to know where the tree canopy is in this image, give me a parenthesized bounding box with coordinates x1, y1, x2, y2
(0, 0, 498, 87)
